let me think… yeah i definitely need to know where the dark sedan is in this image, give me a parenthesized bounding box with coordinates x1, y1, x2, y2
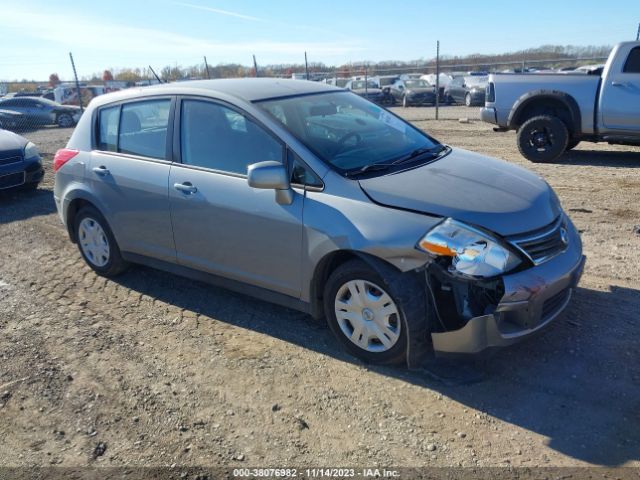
(445, 75, 487, 107)
(0, 109, 24, 130)
(389, 79, 437, 107)
(346, 80, 385, 103)
(0, 129, 44, 191)
(0, 96, 81, 129)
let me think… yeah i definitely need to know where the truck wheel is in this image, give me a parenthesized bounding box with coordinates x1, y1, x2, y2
(323, 259, 430, 366)
(465, 93, 472, 107)
(566, 139, 580, 151)
(517, 115, 569, 163)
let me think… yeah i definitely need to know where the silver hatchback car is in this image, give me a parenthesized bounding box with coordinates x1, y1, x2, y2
(54, 79, 585, 366)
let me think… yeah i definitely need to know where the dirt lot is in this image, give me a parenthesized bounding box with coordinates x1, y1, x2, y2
(1, 105, 639, 472)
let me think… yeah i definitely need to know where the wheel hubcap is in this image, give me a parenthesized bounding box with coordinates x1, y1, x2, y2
(531, 128, 553, 149)
(334, 280, 400, 353)
(78, 218, 110, 267)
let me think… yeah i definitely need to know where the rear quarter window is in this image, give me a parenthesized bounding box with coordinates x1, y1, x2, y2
(623, 47, 640, 73)
(98, 106, 119, 152)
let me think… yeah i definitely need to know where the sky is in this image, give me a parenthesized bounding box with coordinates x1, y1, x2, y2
(0, 0, 638, 81)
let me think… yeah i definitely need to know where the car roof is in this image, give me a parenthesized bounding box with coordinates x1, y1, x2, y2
(90, 78, 342, 107)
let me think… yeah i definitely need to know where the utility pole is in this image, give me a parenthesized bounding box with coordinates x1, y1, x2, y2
(304, 51, 309, 80)
(435, 41, 440, 120)
(68, 52, 83, 113)
(253, 55, 259, 78)
(203, 56, 211, 79)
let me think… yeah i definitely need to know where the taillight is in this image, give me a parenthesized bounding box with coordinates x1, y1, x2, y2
(53, 148, 79, 173)
(486, 82, 495, 103)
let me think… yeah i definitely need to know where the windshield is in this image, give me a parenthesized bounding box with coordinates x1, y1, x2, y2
(351, 80, 378, 89)
(405, 80, 430, 88)
(257, 91, 440, 174)
(464, 76, 488, 87)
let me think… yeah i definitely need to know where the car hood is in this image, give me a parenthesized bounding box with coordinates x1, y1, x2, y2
(0, 129, 28, 150)
(358, 148, 561, 236)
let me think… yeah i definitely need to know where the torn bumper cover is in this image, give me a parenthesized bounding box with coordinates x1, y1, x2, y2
(431, 223, 585, 355)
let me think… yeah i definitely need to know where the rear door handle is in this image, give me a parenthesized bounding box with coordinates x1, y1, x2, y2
(611, 81, 626, 87)
(92, 166, 110, 176)
(174, 182, 198, 194)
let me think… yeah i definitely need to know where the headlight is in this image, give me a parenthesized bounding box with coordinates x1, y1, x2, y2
(417, 218, 521, 278)
(24, 141, 40, 160)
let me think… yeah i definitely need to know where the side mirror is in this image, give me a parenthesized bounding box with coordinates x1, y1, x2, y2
(247, 161, 293, 205)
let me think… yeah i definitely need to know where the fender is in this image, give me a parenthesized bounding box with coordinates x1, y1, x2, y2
(60, 184, 112, 242)
(508, 90, 582, 134)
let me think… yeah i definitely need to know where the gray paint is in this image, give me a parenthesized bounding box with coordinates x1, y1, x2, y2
(56, 78, 584, 355)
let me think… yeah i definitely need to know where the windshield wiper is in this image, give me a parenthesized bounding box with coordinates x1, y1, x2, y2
(391, 145, 449, 165)
(344, 145, 450, 178)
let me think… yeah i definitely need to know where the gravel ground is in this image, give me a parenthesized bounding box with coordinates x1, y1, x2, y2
(1, 105, 639, 471)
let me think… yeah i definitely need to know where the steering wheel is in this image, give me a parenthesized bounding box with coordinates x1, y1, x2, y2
(336, 132, 362, 152)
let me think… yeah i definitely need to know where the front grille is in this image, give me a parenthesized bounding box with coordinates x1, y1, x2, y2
(508, 216, 568, 265)
(542, 288, 571, 319)
(0, 171, 25, 189)
(0, 155, 22, 166)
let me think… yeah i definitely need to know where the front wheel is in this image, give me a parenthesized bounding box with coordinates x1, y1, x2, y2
(75, 206, 128, 277)
(465, 93, 472, 107)
(517, 115, 569, 163)
(323, 259, 429, 365)
(57, 114, 74, 128)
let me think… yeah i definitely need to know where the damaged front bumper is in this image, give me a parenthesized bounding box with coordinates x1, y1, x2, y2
(430, 221, 585, 355)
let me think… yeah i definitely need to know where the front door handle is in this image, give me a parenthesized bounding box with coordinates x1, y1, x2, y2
(611, 81, 626, 87)
(174, 182, 198, 194)
(92, 166, 110, 176)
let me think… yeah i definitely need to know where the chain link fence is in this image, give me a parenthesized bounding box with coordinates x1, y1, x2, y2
(0, 55, 608, 131)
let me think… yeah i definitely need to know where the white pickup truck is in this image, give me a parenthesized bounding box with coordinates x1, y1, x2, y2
(481, 41, 640, 162)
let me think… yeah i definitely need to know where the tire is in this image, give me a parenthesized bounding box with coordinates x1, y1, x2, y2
(57, 114, 74, 128)
(566, 139, 580, 151)
(323, 259, 429, 365)
(517, 115, 569, 163)
(74, 206, 128, 277)
(465, 93, 472, 107)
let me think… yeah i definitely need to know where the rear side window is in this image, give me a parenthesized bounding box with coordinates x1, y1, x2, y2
(98, 106, 119, 151)
(119, 100, 171, 159)
(623, 47, 640, 73)
(180, 99, 283, 175)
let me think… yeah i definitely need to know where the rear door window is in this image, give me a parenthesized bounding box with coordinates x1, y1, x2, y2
(119, 100, 171, 159)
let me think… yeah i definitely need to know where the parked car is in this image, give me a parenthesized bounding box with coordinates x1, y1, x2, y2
(389, 79, 437, 107)
(373, 75, 400, 104)
(0, 129, 44, 191)
(345, 79, 384, 103)
(54, 78, 584, 365)
(0, 97, 81, 128)
(0, 109, 24, 130)
(325, 77, 350, 88)
(482, 41, 640, 162)
(444, 75, 488, 106)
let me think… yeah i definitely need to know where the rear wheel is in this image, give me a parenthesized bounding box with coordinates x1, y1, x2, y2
(517, 115, 569, 163)
(75, 206, 128, 277)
